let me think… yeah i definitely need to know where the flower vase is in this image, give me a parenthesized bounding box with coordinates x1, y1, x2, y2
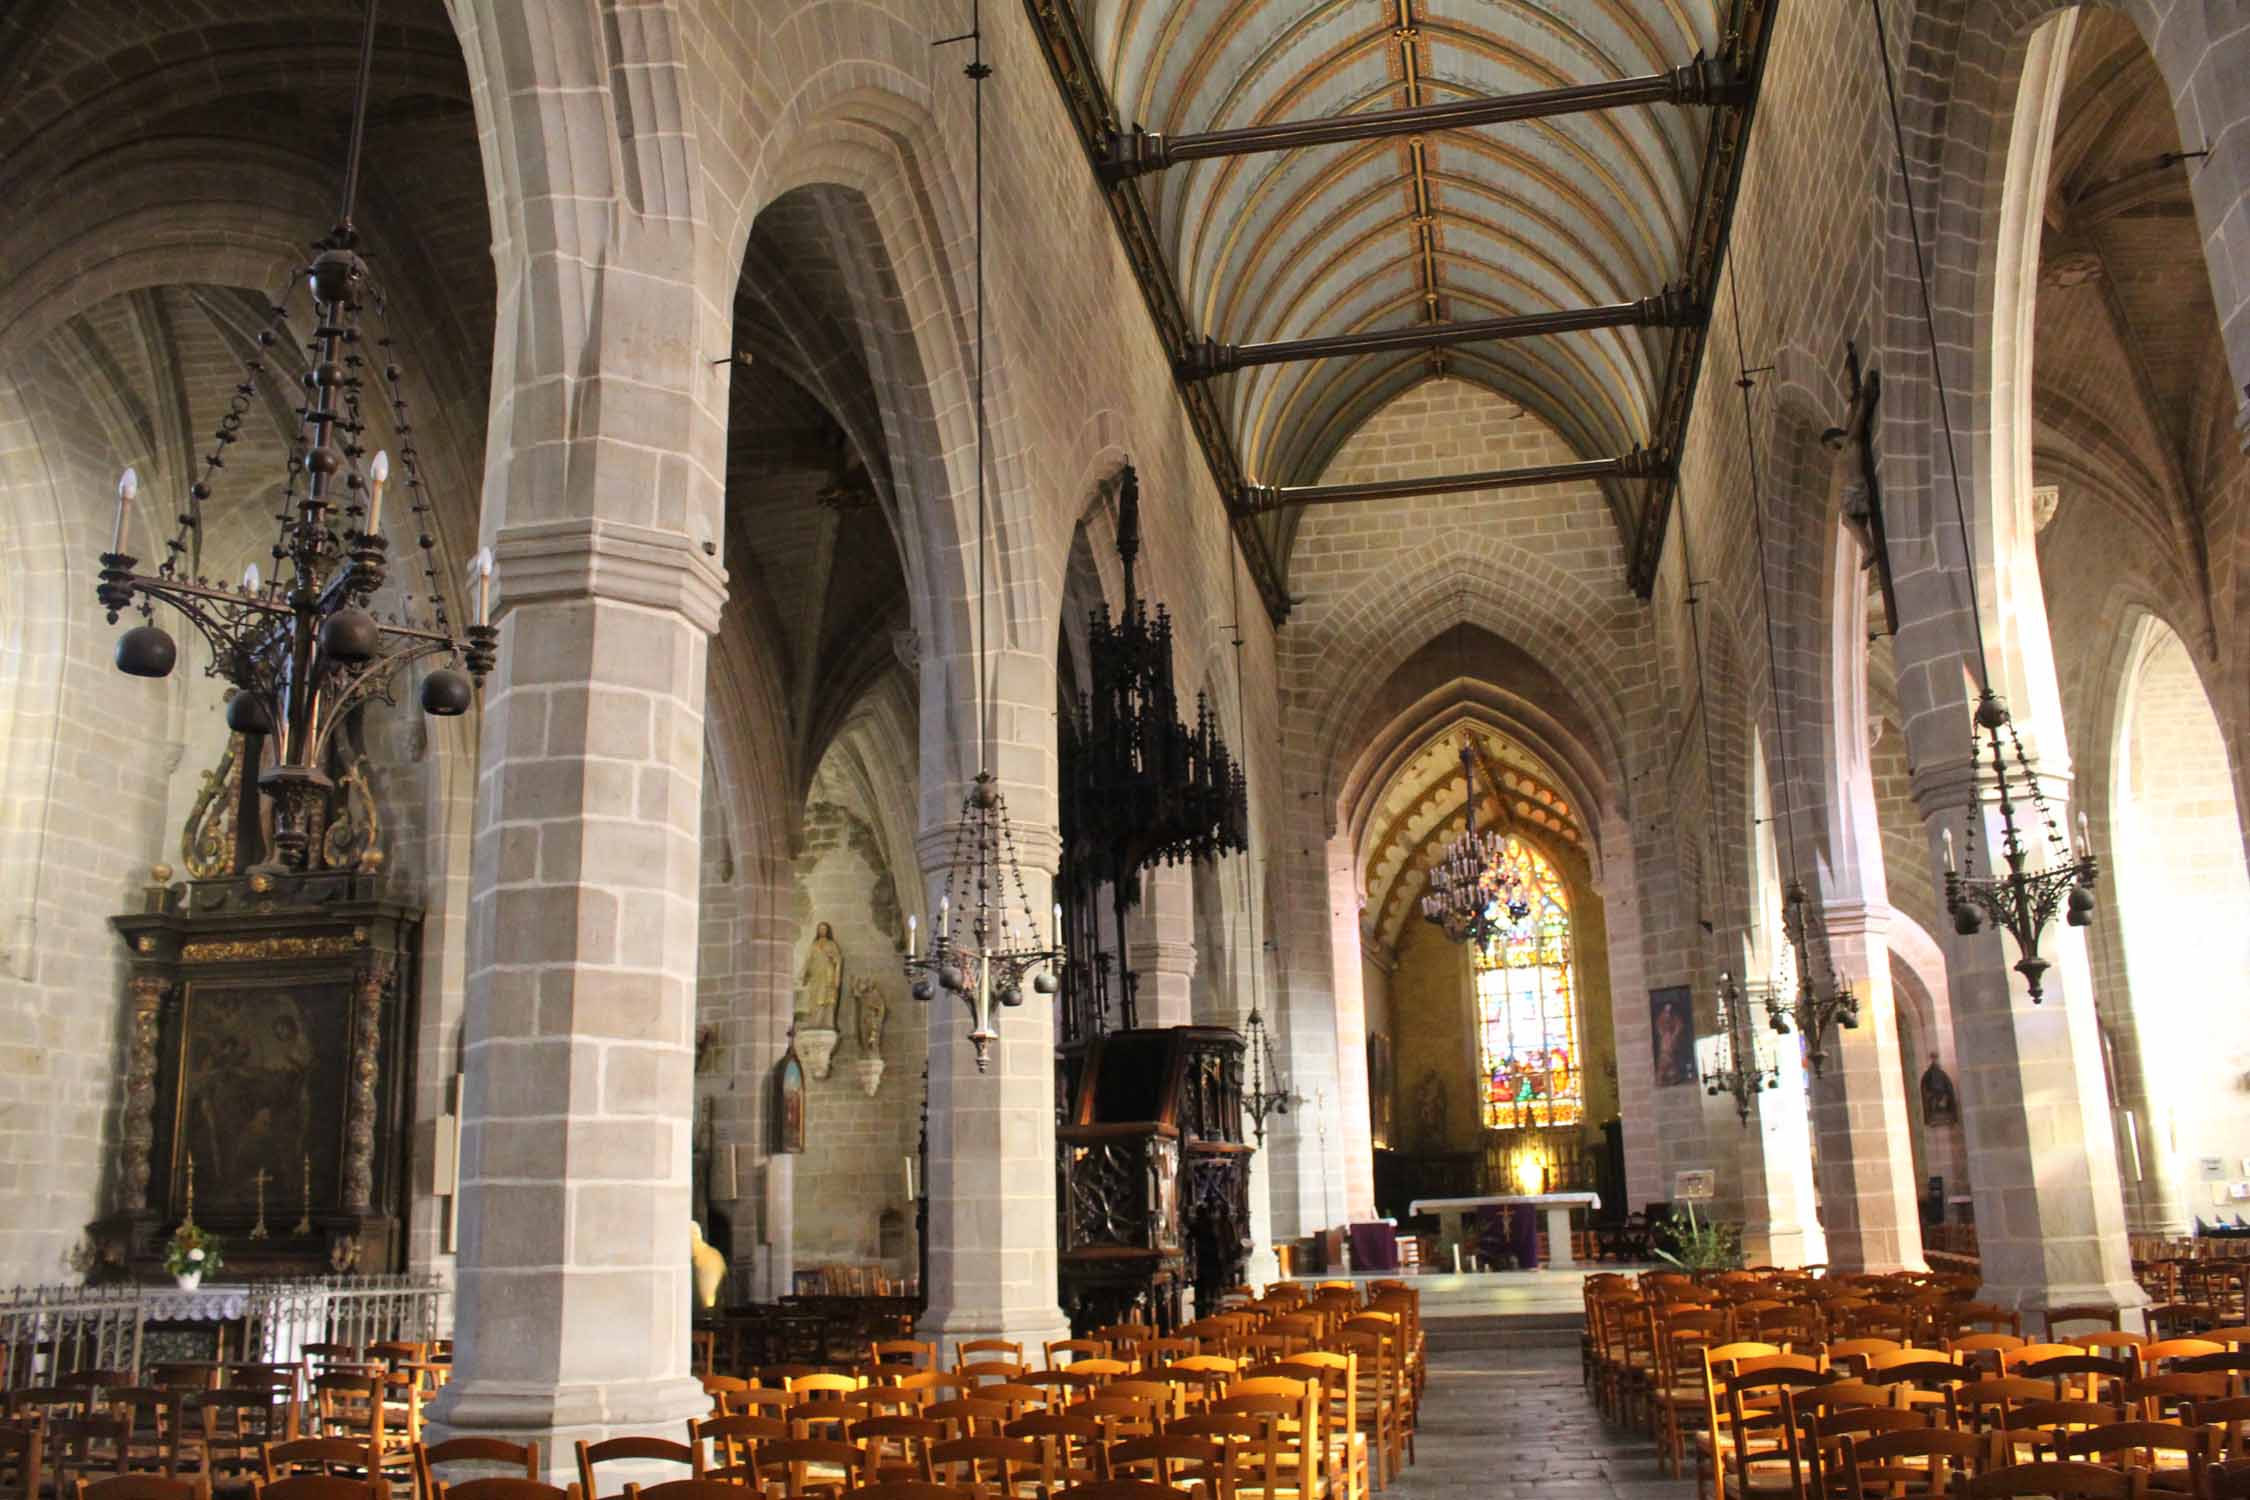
(174, 1271, 202, 1292)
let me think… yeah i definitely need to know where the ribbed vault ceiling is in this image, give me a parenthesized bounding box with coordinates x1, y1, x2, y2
(1071, 0, 1727, 555)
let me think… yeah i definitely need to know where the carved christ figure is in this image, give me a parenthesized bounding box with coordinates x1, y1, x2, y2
(799, 921, 844, 1030)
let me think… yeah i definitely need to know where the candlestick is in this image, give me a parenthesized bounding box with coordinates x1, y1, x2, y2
(112, 468, 136, 553)
(249, 1168, 271, 1239)
(182, 1153, 196, 1228)
(366, 450, 389, 537)
(293, 1154, 314, 1235)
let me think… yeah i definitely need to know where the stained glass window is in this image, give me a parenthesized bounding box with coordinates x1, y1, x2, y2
(1474, 838, 1581, 1129)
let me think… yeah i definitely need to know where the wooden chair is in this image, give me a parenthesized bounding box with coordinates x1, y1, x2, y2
(620, 1483, 757, 1500)
(1048, 1483, 1195, 1500)
(104, 1388, 186, 1479)
(430, 1482, 576, 1500)
(49, 1415, 131, 1500)
(2021, 1357, 2138, 1407)
(1004, 1414, 1104, 1493)
(850, 1416, 943, 1483)
(2206, 1460, 2250, 1498)
(2054, 1422, 2220, 1494)
(0, 1427, 41, 1500)
(1795, 1403, 1928, 1499)
(1992, 1402, 2131, 1467)
(264, 1437, 380, 1482)
(870, 1343, 938, 1379)
(736, 1438, 865, 1499)
(417, 1437, 540, 1500)
(1835, 1427, 1988, 1499)
(953, 1343, 1024, 1370)
(575, 1437, 696, 1500)
(834, 1484, 973, 1500)
(200, 1389, 297, 1487)
(1044, 1349, 1116, 1376)
(928, 1436, 1037, 1500)
(922, 1400, 1010, 1441)
(688, 1415, 784, 1475)
(74, 1480, 212, 1500)
(1717, 1363, 1831, 1500)
(2044, 1308, 2127, 1340)
(1105, 1436, 1220, 1497)
(1958, 1461, 2146, 1497)
(9, 1386, 91, 1423)
(253, 1475, 386, 1500)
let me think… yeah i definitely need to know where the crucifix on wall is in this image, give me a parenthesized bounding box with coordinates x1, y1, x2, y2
(1825, 342, 1900, 638)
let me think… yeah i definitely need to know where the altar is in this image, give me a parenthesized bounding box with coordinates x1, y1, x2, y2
(1410, 1191, 1601, 1271)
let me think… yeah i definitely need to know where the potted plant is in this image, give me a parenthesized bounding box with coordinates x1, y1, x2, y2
(1651, 1203, 1743, 1272)
(162, 1223, 223, 1290)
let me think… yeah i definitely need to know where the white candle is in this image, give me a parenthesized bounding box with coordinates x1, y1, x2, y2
(113, 468, 136, 553)
(939, 895, 950, 940)
(904, 1155, 917, 1201)
(366, 450, 389, 537)
(1052, 902, 1062, 948)
(477, 552, 492, 625)
(907, 913, 918, 958)
(1452, 1243, 1462, 1274)
(2076, 810, 2090, 854)
(1942, 827, 1955, 873)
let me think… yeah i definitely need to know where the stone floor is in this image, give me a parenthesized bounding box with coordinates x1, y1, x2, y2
(1390, 1342, 1696, 1500)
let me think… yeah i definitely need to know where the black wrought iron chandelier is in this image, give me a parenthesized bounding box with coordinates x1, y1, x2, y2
(1763, 880, 1859, 1076)
(902, 5, 1063, 1071)
(1420, 738, 1531, 948)
(1704, 969, 1778, 1125)
(1241, 1003, 1292, 1147)
(1721, 260, 1858, 1073)
(1869, 0, 2096, 1003)
(1060, 464, 1249, 1030)
(94, 0, 492, 875)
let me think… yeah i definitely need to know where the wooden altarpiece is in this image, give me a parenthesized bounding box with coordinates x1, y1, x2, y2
(89, 723, 421, 1280)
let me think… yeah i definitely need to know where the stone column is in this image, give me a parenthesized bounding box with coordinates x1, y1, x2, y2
(431, 521, 724, 1460)
(1738, 1047, 1825, 1270)
(1809, 901, 1928, 1274)
(1323, 836, 1378, 1222)
(1126, 864, 1196, 1028)
(913, 807, 1071, 1359)
(1915, 767, 2142, 1323)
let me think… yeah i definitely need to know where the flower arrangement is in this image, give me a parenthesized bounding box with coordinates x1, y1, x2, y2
(162, 1222, 223, 1280)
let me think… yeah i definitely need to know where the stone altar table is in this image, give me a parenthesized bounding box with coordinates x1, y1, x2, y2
(1410, 1192, 1602, 1270)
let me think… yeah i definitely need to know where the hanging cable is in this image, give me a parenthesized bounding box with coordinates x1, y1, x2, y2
(338, 0, 381, 229)
(1866, 0, 1991, 688)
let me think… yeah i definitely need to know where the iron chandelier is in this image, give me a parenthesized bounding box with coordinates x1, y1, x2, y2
(93, 0, 493, 875)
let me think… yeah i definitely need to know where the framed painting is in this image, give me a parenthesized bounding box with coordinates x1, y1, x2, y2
(1649, 985, 1697, 1088)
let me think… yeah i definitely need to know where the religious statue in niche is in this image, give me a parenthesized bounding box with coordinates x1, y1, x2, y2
(798, 921, 844, 1030)
(853, 977, 889, 1055)
(849, 977, 889, 1097)
(1921, 1054, 1959, 1126)
(1413, 1067, 1449, 1150)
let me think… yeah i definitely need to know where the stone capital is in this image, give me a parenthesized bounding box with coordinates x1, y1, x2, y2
(915, 816, 1061, 880)
(494, 518, 728, 635)
(1821, 899, 1890, 942)
(1124, 938, 1199, 977)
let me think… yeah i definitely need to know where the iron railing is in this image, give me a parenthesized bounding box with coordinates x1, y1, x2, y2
(0, 1276, 445, 1386)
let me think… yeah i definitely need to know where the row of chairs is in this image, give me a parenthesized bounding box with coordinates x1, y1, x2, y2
(1589, 1265, 2250, 1499)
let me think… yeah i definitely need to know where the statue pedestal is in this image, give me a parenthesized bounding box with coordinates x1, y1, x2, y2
(796, 1028, 840, 1081)
(852, 1057, 885, 1098)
